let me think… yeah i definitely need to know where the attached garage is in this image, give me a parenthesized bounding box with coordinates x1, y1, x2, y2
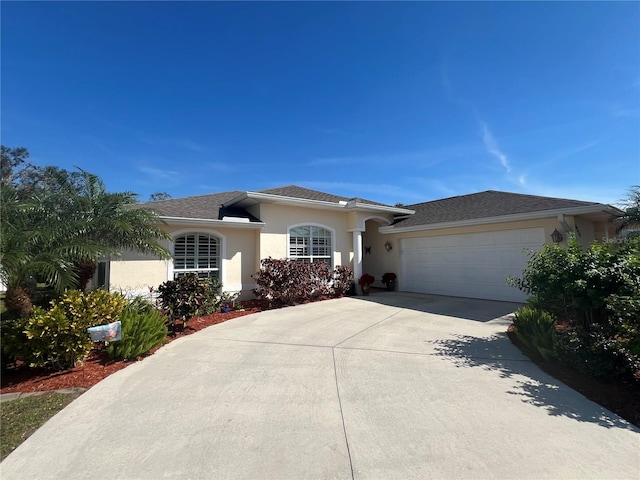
(399, 227, 545, 302)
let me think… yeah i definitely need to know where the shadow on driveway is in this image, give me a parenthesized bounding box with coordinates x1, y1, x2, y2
(351, 291, 522, 322)
(432, 331, 639, 431)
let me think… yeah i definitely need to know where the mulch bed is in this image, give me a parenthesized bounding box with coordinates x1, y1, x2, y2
(0, 300, 269, 394)
(5, 297, 638, 429)
(507, 325, 640, 427)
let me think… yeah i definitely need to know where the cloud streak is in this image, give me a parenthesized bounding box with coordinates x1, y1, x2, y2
(479, 121, 511, 173)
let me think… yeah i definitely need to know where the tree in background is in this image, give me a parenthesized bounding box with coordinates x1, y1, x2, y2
(149, 192, 172, 201)
(0, 146, 171, 316)
(611, 185, 640, 234)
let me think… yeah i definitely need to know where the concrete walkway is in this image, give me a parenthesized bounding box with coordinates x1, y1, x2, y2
(2, 293, 639, 479)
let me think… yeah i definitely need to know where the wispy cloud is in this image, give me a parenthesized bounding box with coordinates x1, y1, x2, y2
(611, 107, 640, 118)
(441, 58, 514, 176)
(479, 121, 511, 173)
(295, 181, 421, 204)
(521, 182, 623, 206)
(307, 146, 475, 169)
(139, 135, 209, 153)
(204, 161, 236, 173)
(136, 165, 181, 182)
(549, 139, 601, 161)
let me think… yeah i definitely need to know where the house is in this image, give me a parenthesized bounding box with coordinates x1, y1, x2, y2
(101, 186, 621, 303)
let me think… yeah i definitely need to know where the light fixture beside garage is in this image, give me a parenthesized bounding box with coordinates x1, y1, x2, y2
(550, 228, 563, 244)
(384, 241, 392, 252)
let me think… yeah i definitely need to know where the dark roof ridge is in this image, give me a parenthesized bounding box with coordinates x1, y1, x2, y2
(405, 190, 601, 209)
(137, 190, 244, 206)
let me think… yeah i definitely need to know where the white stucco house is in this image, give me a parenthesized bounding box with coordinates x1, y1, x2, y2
(100, 186, 621, 303)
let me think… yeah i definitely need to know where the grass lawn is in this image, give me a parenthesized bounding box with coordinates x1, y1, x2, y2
(1, 392, 83, 461)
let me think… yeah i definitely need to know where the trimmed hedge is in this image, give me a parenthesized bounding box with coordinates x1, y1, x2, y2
(252, 258, 353, 306)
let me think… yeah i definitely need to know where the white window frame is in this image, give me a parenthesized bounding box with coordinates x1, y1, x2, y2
(168, 229, 226, 281)
(287, 223, 335, 266)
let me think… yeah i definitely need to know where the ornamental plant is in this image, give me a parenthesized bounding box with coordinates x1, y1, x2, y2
(252, 258, 353, 305)
(382, 272, 397, 283)
(358, 273, 375, 286)
(508, 234, 640, 381)
(2, 289, 127, 370)
(107, 297, 167, 361)
(157, 274, 224, 327)
(512, 307, 557, 362)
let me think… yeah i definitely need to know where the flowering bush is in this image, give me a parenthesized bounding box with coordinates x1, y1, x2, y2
(358, 273, 375, 286)
(382, 272, 397, 283)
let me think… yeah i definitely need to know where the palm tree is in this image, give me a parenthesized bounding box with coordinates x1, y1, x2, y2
(611, 185, 640, 234)
(0, 167, 171, 316)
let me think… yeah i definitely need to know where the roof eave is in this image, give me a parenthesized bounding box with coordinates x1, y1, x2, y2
(380, 204, 618, 234)
(346, 200, 415, 215)
(160, 216, 265, 229)
(225, 191, 410, 214)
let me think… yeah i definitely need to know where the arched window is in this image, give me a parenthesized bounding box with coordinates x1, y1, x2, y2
(173, 233, 220, 279)
(288, 225, 333, 265)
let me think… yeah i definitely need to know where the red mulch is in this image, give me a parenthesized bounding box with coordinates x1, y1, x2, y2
(10, 296, 637, 428)
(507, 325, 640, 427)
(1, 300, 269, 394)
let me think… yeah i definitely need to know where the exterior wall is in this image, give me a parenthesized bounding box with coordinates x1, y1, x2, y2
(256, 204, 353, 267)
(362, 219, 396, 287)
(380, 215, 608, 292)
(574, 217, 595, 245)
(383, 218, 560, 292)
(108, 224, 259, 299)
(109, 256, 168, 296)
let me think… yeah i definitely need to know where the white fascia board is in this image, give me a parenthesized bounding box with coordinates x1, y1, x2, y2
(160, 216, 265, 229)
(379, 205, 616, 234)
(348, 202, 415, 215)
(245, 192, 347, 210)
(223, 192, 249, 206)
(228, 191, 414, 215)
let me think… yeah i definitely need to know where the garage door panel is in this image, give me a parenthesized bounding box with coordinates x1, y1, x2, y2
(400, 228, 544, 302)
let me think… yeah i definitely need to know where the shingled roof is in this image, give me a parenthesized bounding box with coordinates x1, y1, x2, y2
(137, 191, 249, 221)
(135, 185, 393, 221)
(394, 190, 604, 228)
(255, 185, 389, 207)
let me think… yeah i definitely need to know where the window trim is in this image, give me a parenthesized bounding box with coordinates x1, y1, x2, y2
(168, 229, 226, 282)
(287, 223, 336, 265)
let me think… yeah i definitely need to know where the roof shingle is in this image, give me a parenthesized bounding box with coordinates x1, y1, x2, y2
(255, 185, 389, 207)
(136, 191, 246, 220)
(395, 190, 601, 227)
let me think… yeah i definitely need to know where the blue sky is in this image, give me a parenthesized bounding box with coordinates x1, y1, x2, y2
(2, 1, 638, 206)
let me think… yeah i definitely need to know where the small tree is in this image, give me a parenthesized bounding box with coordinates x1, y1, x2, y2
(0, 148, 171, 316)
(611, 185, 640, 234)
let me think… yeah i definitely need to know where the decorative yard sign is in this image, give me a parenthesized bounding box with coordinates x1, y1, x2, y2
(87, 321, 122, 342)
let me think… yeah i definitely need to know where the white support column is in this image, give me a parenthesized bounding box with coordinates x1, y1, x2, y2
(353, 230, 363, 292)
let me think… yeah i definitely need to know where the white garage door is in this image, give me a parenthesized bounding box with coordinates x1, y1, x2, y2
(400, 228, 545, 302)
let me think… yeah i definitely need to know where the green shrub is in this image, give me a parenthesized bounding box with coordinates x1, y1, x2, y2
(252, 258, 354, 305)
(509, 236, 640, 381)
(2, 289, 127, 370)
(512, 307, 558, 362)
(556, 327, 640, 381)
(509, 235, 640, 331)
(107, 298, 167, 361)
(157, 274, 224, 326)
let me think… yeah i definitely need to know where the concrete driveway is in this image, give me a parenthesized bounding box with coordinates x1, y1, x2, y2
(2, 293, 639, 479)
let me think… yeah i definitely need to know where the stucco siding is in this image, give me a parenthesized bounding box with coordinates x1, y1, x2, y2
(257, 204, 352, 266)
(109, 258, 169, 296)
(108, 224, 259, 298)
(362, 219, 397, 286)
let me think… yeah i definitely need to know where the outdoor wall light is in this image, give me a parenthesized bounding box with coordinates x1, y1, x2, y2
(550, 228, 563, 244)
(384, 241, 392, 252)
